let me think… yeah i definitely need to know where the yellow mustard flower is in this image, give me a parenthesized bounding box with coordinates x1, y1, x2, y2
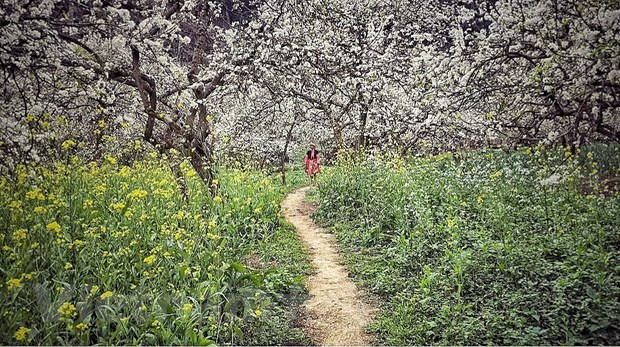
(12, 228, 27, 242)
(105, 156, 117, 165)
(8, 200, 22, 210)
(46, 221, 61, 233)
(100, 291, 113, 300)
(127, 189, 148, 199)
(6, 278, 22, 290)
(62, 139, 76, 150)
(144, 255, 157, 266)
(57, 302, 77, 318)
(75, 322, 88, 330)
(110, 202, 126, 211)
(64, 262, 73, 270)
(25, 188, 45, 200)
(14, 326, 30, 341)
(183, 303, 193, 314)
(446, 219, 457, 228)
(34, 206, 46, 213)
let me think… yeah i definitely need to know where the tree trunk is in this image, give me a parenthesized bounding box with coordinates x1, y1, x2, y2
(358, 102, 368, 149)
(190, 147, 217, 197)
(169, 161, 188, 201)
(281, 122, 295, 185)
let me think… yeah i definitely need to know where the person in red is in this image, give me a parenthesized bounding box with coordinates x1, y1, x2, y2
(304, 143, 321, 184)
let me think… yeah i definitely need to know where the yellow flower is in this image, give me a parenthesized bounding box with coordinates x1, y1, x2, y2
(14, 326, 30, 341)
(255, 309, 262, 317)
(12, 228, 27, 242)
(174, 231, 183, 240)
(47, 221, 61, 233)
(127, 189, 148, 199)
(100, 291, 113, 300)
(25, 188, 45, 200)
(206, 233, 219, 240)
(34, 206, 46, 213)
(75, 322, 88, 330)
(57, 302, 77, 318)
(489, 171, 503, 180)
(110, 202, 126, 211)
(105, 156, 117, 165)
(90, 285, 99, 296)
(6, 278, 22, 290)
(446, 219, 457, 228)
(62, 139, 76, 150)
(477, 195, 484, 204)
(83, 199, 94, 208)
(98, 119, 106, 128)
(118, 166, 131, 178)
(64, 262, 73, 270)
(208, 220, 216, 229)
(213, 196, 223, 203)
(8, 200, 22, 210)
(144, 255, 157, 266)
(31, 242, 40, 249)
(94, 184, 107, 193)
(183, 303, 193, 313)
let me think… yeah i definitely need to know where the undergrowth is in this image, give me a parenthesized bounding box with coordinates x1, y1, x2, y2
(315, 143, 620, 345)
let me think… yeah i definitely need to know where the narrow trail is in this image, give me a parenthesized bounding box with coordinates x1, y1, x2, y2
(281, 186, 375, 346)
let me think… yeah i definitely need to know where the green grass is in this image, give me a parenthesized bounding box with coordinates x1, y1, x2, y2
(314, 143, 620, 345)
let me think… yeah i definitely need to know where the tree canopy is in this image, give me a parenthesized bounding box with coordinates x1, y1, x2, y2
(2, 0, 619, 175)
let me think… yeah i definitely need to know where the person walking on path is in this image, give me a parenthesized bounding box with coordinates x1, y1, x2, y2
(304, 143, 321, 184)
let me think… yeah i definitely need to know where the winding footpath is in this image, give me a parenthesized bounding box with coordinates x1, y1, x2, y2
(281, 186, 375, 346)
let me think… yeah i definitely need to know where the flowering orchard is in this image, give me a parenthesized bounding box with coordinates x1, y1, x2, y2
(2, 0, 619, 172)
(1, 0, 620, 345)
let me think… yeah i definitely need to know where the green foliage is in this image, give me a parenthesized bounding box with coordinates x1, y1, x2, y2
(0, 153, 310, 345)
(315, 143, 620, 345)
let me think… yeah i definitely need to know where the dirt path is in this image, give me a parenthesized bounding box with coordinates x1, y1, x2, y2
(281, 186, 375, 346)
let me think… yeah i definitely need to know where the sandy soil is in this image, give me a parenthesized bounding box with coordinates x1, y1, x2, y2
(281, 186, 375, 346)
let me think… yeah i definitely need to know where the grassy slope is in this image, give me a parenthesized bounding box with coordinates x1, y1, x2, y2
(245, 168, 313, 345)
(0, 157, 312, 345)
(314, 144, 620, 345)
